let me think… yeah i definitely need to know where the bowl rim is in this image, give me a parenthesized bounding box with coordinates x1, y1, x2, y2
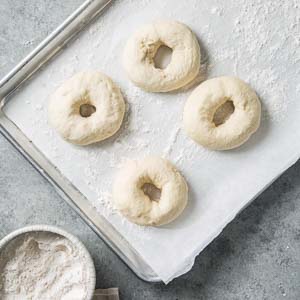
(0, 224, 96, 300)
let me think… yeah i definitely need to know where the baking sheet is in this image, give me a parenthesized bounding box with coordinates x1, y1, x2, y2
(3, 0, 300, 283)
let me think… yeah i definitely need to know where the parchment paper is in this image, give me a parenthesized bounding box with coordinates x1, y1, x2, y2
(4, 0, 300, 283)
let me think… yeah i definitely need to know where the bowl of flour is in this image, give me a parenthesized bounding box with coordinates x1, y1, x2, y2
(0, 225, 96, 300)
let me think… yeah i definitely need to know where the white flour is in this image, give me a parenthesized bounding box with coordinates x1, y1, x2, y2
(0, 232, 90, 300)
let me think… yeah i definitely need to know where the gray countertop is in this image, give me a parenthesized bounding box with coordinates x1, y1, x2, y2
(0, 1, 299, 299)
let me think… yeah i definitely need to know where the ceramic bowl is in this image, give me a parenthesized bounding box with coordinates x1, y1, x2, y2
(0, 225, 96, 300)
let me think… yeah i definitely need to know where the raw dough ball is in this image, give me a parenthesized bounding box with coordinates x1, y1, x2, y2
(48, 71, 125, 145)
(183, 76, 261, 150)
(123, 20, 201, 92)
(113, 156, 188, 226)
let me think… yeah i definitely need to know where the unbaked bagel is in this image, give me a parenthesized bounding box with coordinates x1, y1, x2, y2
(113, 156, 188, 226)
(183, 76, 261, 150)
(48, 71, 125, 145)
(123, 20, 201, 92)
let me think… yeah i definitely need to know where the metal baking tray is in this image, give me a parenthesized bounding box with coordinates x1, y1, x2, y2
(0, 0, 159, 282)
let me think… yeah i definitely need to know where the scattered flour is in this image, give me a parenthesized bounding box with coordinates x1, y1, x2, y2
(163, 126, 181, 157)
(10, 0, 299, 221)
(0, 232, 91, 300)
(7, 0, 300, 222)
(3, 0, 300, 282)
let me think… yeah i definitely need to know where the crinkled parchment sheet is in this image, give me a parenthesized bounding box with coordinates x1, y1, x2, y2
(4, 0, 300, 283)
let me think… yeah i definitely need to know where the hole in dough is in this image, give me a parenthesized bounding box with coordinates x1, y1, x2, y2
(79, 104, 96, 118)
(142, 183, 161, 202)
(154, 45, 173, 69)
(213, 100, 235, 126)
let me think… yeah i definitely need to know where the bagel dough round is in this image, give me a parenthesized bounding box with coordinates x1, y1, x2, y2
(183, 76, 261, 150)
(113, 156, 188, 226)
(123, 20, 201, 92)
(48, 71, 125, 145)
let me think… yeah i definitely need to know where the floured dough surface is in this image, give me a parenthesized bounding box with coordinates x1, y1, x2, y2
(123, 20, 201, 92)
(183, 76, 261, 150)
(48, 71, 125, 145)
(113, 156, 188, 226)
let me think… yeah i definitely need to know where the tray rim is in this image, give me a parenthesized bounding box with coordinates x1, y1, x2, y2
(0, 0, 160, 283)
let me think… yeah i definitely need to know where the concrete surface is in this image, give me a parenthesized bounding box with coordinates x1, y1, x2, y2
(0, 1, 299, 299)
